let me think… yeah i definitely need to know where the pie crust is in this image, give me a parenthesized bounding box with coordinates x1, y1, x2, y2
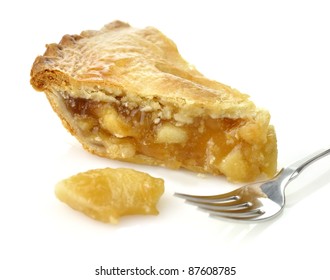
(30, 21, 277, 182)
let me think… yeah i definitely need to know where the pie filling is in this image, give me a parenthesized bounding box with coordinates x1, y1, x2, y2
(62, 96, 277, 182)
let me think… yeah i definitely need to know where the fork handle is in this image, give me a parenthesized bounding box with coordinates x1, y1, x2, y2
(285, 148, 330, 183)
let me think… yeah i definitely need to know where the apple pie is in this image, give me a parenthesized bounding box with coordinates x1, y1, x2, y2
(30, 21, 277, 182)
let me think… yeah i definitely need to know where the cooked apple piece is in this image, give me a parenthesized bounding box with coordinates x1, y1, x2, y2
(55, 167, 164, 223)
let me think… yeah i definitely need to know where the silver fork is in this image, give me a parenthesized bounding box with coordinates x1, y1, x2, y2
(175, 148, 330, 221)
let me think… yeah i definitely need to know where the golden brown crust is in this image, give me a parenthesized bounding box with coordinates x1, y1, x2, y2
(31, 20, 256, 118)
(30, 21, 277, 182)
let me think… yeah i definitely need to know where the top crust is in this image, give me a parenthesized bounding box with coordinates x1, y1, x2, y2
(30, 20, 259, 121)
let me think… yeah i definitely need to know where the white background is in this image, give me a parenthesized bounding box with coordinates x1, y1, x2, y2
(1, 0, 330, 279)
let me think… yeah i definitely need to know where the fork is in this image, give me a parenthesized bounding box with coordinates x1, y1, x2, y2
(175, 148, 330, 221)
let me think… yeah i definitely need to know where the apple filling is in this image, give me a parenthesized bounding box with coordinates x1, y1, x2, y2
(63, 96, 277, 182)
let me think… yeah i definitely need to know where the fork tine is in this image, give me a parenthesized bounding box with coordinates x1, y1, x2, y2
(174, 190, 240, 204)
(194, 198, 263, 219)
(209, 208, 265, 220)
(196, 201, 252, 211)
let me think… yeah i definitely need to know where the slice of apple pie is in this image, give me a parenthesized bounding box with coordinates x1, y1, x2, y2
(30, 21, 277, 182)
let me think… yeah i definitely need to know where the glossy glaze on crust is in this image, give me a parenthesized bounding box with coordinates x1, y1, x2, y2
(31, 21, 258, 118)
